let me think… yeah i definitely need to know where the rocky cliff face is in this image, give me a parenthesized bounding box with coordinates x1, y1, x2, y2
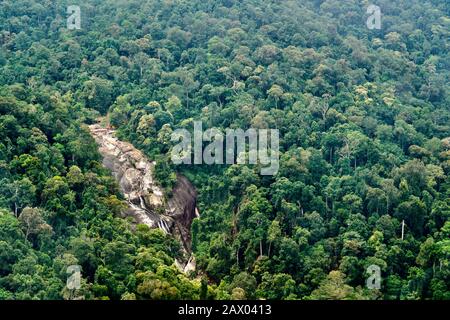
(88, 124, 198, 270)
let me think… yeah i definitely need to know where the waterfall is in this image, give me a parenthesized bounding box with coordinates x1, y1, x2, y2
(88, 122, 198, 271)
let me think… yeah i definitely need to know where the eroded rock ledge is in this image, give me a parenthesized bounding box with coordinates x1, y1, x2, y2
(88, 124, 198, 271)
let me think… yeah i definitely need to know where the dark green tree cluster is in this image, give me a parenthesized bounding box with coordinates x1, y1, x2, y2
(0, 0, 449, 299)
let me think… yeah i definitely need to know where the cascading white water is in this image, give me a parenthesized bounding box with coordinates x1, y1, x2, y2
(89, 122, 198, 272)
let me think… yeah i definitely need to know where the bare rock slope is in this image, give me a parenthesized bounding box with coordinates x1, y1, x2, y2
(89, 124, 198, 269)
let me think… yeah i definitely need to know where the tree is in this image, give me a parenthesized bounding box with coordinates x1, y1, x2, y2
(165, 95, 183, 119)
(82, 78, 114, 114)
(395, 196, 427, 236)
(366, 188, 388, 215)
(102, 241, 135, 277)
(18, 207, 52, 242)
(256, 272, 297, 300)
(230, 272, 257, 299)
(309, 271, 366, 300)
(309, 94, 331, 121)
(267, 220, 281, 257)
(238, 185, 272, 258)
(267, 85, 284, 109)
(0, 178, 36, 216)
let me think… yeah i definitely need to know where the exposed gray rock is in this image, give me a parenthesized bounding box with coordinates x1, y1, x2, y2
(88, 124, 197, 269)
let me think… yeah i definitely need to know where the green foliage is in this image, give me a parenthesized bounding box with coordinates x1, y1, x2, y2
(0, 0, 448, 300)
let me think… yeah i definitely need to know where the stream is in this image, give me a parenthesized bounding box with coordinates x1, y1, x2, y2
(88, 123, 198, 273)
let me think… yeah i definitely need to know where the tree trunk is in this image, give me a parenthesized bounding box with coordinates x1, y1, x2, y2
(186, 92, 189, 109)
(259, 240, 263, 257)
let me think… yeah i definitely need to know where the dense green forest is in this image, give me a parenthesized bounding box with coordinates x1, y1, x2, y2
(0, 0, 449, 300)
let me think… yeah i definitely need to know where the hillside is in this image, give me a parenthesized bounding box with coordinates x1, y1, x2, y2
(0, 0, 449, 300)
